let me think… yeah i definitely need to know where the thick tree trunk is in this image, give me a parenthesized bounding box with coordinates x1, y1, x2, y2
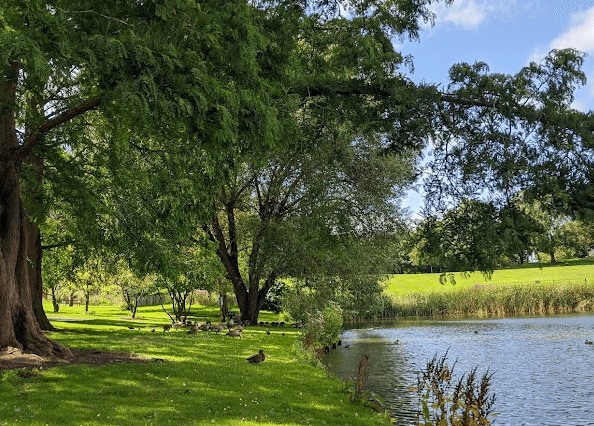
(208, 204, 279, 325)
(212, 240, 264, 324)
(0, 62, 71, 359)
(0, 165, 71, 358)
(27, 221, 55, 331)
(23, 151, 55, 331)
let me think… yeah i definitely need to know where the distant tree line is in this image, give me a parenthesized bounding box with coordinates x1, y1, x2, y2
(387, 197, 594, 278)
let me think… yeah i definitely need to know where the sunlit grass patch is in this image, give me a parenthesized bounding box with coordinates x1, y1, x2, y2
(2, 305, 390, 426)
(383, 257, 594, 296)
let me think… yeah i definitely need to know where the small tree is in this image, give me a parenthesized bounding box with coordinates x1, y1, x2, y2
(159, 275, 198, 323)
(557, 220, 594, 259)
(42, 244, 75, 313)
(521, 196, 568, 263)
(71, 253, 117, 313)
(116, 266, 157, 319)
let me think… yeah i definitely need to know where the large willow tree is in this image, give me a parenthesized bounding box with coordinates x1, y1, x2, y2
(203, 3, 593, 322)
(0, 0, 282, 358)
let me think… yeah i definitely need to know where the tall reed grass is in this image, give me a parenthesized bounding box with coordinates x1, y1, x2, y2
(382, 280, 594, 318)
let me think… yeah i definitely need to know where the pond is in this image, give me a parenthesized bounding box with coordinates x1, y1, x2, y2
(321, 313, 594, 425)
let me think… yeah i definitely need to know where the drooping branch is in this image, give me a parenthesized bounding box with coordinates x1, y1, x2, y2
(16, 95, 102, 160)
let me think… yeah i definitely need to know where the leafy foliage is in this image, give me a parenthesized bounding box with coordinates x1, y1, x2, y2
(297, 301, 343, 348)
(426, 49, 594, 218)
(3, 0, 594, 355)
(412, 200, 502, 282)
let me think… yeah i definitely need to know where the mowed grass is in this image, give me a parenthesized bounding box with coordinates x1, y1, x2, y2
(383, 258, 594, 296)
(0, 304, 390, 426)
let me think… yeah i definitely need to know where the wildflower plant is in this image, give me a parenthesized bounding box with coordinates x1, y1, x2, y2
(412, 352, 496, 426)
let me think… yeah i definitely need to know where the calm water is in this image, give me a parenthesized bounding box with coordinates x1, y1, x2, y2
(321, 313, 594, 425)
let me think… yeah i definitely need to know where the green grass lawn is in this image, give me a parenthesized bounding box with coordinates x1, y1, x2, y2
(1, 303, 390, 426)
(383, 258, 594, 296)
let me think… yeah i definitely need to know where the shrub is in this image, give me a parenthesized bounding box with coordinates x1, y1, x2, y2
(281, 287, 317, 324)
(300, 301, 343, 348)
(320, 301, 343, 344)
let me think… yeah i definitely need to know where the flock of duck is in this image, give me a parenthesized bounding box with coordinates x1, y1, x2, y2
(156, 318, 298, 338)
(129, 318, 304, 364)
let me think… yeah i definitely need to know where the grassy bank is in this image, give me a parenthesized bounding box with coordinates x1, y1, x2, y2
(383, 258, 594, 296)
(382, 258, 594, 317)
(1, 304, 390, 426)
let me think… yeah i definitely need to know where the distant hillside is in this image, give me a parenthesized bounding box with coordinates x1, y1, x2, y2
(383, 258, 594, 296)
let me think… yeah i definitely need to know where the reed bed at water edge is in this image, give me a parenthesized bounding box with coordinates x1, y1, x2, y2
(385, 279, 594, 317)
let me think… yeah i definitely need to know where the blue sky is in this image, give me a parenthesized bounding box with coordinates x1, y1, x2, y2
(398, 0, 594, 216)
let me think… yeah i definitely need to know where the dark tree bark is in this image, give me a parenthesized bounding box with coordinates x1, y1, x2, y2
(0, 62, 70, 358)
(27, 221, 55, 331)
(51, 286, 60, 313)
(1, 61, 99, 358)
(122, 290, 139, 319)
(207, 201, 275, 325)
(84, 283, 91, 313)
(23, 149, 55, 331)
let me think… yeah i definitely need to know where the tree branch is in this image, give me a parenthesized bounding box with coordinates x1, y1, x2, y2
(41, 241, 75, 250)
(16, 95, 102, 159)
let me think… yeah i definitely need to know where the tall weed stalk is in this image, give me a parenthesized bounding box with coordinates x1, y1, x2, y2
(414, 352, 496, 426)
(343, 355, 388, 413)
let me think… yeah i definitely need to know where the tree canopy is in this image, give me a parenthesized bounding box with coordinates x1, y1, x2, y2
(425, 49, 594, 216)
(1, 0, 288, 357)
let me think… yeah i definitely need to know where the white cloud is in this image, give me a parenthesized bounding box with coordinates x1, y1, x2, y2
(430, 0, 530, 31)
(438, 0, 486, 30)
(528, 6, 594, 112)
(571, 98, 588, 111)
(549, 7, 594, 53)
(531, 5, 594, 61)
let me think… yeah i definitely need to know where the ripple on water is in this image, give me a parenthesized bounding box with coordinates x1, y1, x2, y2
(322, 313, 594, 426)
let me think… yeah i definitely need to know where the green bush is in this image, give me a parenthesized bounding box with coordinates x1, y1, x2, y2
(281, 287, 317, 324)
(321, 302, 343, 343)
(300, 302, 343, 348)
